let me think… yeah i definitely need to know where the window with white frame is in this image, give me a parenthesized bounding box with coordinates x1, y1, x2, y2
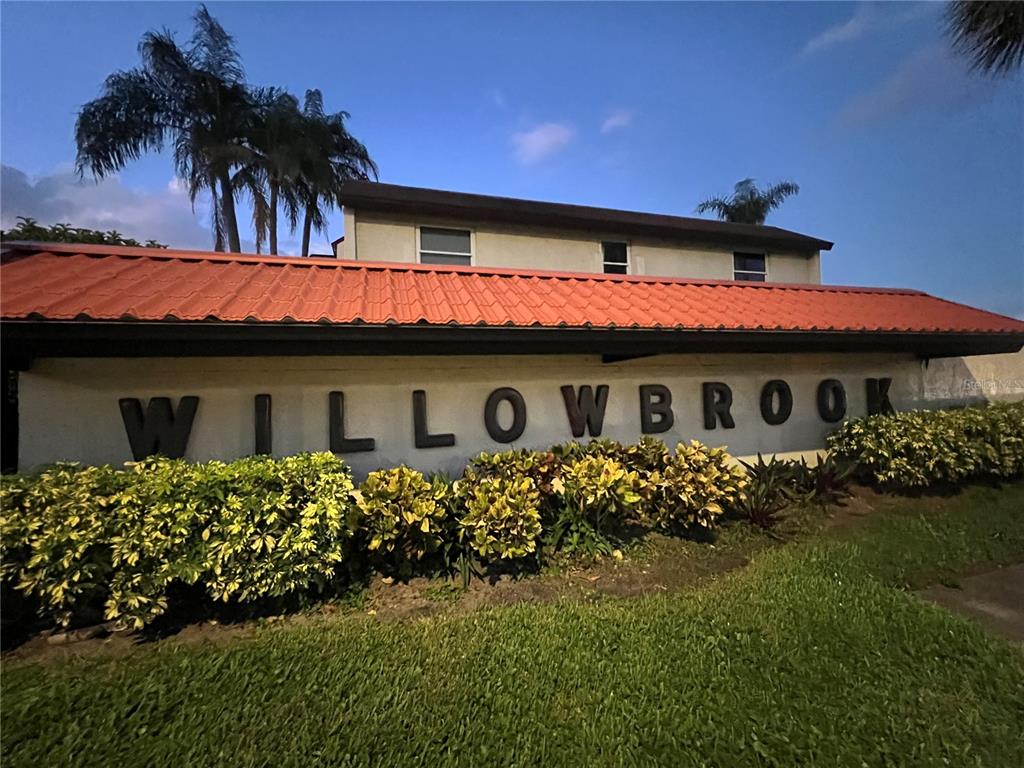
(602, 241, 629, 274)
(419, 227, 472, 265)
(733, 252, 767, 281)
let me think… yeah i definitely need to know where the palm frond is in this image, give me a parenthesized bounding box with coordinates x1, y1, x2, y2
(190, 4, 243, 83)
(74, 69, 166, 178)
(762, 181, 800, 212)
(695, 197, 730, 217)
(696, 179, 800, 224)
(303, 89, 325, 120)
(947, 0, 1024, 75)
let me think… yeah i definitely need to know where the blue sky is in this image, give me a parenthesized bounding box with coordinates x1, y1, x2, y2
(2, 1, 1022, 317)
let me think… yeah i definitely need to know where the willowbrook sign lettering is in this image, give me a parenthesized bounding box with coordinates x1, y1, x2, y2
(117, 378, 895, 460)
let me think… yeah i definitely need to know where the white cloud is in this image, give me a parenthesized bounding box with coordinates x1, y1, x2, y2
(1, 164, 214, 249)
(0, 164, 338, 255)
(511, 123, 574, 165)
(488, 88, 508, 110)
(834, 44, 995, 131)
(600, 109, 634, 134)
(803, 4, 873, 56)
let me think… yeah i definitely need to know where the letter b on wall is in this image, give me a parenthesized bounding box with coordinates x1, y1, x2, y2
(639, 384, 673, 434)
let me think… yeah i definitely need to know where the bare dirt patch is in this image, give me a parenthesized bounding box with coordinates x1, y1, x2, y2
(917, 563, 1024, 643)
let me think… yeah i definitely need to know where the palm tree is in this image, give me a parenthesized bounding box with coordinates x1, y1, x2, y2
(696, 179, 800, 225)
(75, 5, 251, 252)
(293, 90, 378, 257)
(946, 1, 1024, 75)
(242, 88, 304, 255)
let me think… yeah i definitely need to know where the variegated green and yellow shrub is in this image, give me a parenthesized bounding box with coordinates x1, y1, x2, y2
(558, 455, 645, 532)
(1, 453, 358, 629)
(457, 476, 543, 561)
(356, 466, 450, 574)
(649, 441, 749, 532)
(2, 431, 869, 631)
(827, 402, 1024, 489)
(0, 463, 125, 627)
(544, 454, 646, 558)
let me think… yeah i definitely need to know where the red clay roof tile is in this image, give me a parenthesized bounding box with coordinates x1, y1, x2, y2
(2, 242, 1023, 338)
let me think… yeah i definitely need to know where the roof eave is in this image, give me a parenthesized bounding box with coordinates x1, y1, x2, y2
(340, 183, 834, 252)
(3, 320, 1019, 366)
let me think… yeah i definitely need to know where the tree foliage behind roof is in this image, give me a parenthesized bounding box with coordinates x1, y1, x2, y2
(695, 179, 801, 226)
(946, 0, 1024, 75)
(0, 217, 167, 249)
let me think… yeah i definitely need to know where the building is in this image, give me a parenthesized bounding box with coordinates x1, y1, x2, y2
(333, 182, 829, 283)
(2, 183, 1023, 476)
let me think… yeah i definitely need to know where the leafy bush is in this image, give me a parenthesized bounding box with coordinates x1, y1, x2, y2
(649, 442, 749, 533)
(1, 453, 358, 629)
(0, 464, 124, 627)
(621, 436, 671, 477)
(0, 216, 167, 248)
(197, 453, 358, 608)
(356, 466, 449, 575)
(464, 448, 562, 498)
(828, 402, 1024, 489)
(458, 476, 542, 561)
(559, 456, 643, 529)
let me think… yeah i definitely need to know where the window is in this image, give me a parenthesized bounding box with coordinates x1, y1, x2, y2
(602, 241, 629, 274)
(733, 252, 767, 282)
(419, 227, 472, 265)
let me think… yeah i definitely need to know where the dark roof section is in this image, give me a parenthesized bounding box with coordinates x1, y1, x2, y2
(339, 181, 834, 253)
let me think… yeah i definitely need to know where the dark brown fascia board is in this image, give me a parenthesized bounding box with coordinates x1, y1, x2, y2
(3, 321, 1020, 368)
(339, 182, 834, 253)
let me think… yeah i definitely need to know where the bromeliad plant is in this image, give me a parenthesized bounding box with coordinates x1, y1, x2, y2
(734, 454, 804, 529)
(356, 466, 450, 576)
(795, 453, 855, 508)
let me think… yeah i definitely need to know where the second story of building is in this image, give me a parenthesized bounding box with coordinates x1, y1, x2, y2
(333, 182, 833, 284)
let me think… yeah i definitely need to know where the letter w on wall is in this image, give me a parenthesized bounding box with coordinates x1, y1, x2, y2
(119, 397, 199, 460)
(560, 385, 609, 438)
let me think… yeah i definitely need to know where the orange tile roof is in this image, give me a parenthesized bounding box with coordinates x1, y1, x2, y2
(2, 242, 1023, 338)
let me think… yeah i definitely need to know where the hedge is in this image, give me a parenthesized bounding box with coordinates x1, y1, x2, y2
(828, 401, 1024, 489)
(3, 402, 1021, 630)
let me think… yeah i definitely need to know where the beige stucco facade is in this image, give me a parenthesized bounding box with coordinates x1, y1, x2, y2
(20, 351, 945, 476)
(337, 210, 821, 283)
(921, 349, 1024, 406)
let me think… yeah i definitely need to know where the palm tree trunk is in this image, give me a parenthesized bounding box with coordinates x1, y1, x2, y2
(269, 181, 279, 255)
(301, 201, 313, 258)
(217, 167, 242, 253)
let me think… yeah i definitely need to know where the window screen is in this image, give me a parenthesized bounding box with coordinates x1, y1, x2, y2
(733, 252, 766, 282)
(420, 227, 471, 265)
(602, 242, 629, 274)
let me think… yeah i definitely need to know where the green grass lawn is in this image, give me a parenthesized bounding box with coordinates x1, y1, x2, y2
(3, 483, 1023, 767)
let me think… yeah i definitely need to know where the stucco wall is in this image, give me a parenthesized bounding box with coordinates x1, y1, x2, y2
(18, 352, 925, 476)
(338, 210, 820, 283)
(920, 349, 1024, 406)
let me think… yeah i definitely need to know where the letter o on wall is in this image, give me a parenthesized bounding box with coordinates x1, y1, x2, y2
(816, 379, 847, 423)
(759, 380, 793, 426)
(484, 387, 527, 443)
